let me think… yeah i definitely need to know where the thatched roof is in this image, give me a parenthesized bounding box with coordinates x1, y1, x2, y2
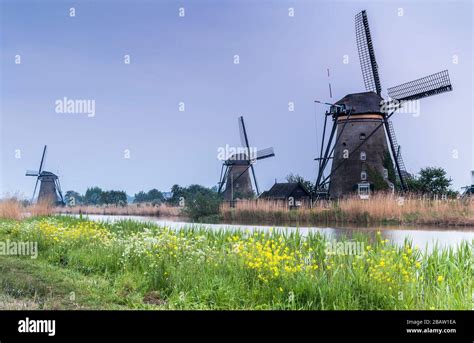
(259, 182, 310, 199)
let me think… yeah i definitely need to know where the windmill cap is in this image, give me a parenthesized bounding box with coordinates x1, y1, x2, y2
(39, 171, 59, 178)
(335, 91, 384, 115)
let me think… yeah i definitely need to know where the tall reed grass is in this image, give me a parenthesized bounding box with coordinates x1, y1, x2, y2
(57, 203, 182, 217)
(221, 194, 474, 226)
(0, 198, 54, 220)
(29, 201, 54, 217)
(0, 199, 22, 220)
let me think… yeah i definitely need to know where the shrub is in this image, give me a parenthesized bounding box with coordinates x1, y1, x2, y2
(183, 192, 221, 221)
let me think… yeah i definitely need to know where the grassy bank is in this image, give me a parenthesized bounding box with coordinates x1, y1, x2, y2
(221, 194, 474, 227)
(0, 216, 471, 310)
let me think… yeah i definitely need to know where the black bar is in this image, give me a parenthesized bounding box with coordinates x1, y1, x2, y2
(0, 311, 472, 338)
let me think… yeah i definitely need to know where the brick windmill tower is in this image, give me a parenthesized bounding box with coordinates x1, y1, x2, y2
(315, 10, 453, 198)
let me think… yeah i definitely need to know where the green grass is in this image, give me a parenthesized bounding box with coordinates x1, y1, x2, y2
(0, 216, 471, 310)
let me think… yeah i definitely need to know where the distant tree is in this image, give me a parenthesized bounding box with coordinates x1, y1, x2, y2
(64, 190, 83, 206)
(147, 189, 164, 203)
(111, 191, 127, 206)
(186, 184, 211, 196)
(367, 166, 389, 191)
(407, 167, 455, 196)
(166, 184, 223, 220)
(99, 191, 111, 205)
(182, 187, 222, 221)
(133, 191, 148, 203)
(285, 173, 314, 193)
(167, 184, 186, 206)
(100, 190, 127, 205)
(133, 188, 164, 204)
(84, 187, 103, 205)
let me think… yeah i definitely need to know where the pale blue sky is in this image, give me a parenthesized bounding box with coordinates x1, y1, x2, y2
(1, 0, 472, 198)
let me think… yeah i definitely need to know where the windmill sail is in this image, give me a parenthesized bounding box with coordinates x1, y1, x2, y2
(386, 120, 408, 187)
(256, 147, 275, 160)
(38, 145, 47, 174)
(355, 10, 382, 95)
(31, 178, 40, 202)
(387, 70, 452, 101)
(250, 164, 260, 195)
(238, 116, 250, 153)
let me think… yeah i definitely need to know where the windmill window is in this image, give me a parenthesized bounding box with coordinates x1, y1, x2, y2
(358, 183, 370, 199)
(383, 168, 388, 179)
(360, 133, 366, 140)
(360, 151, 366, 161)
(342, 142, 347, 147)
(361, 171, 367, 181)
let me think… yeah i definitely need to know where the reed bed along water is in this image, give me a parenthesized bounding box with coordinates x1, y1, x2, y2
(56, 204, 182, 217)
(221, 194, 474, 226)
(0, 216, 471, 310)
(0, 199, 22, 220)
(0, 199, 54, 220)
(29, 201, 54, 217)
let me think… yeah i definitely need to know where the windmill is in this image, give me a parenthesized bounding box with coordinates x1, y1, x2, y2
(26, 145, 65, 205)
(315, 10, 453, 198)
(218, 116, 275, 201)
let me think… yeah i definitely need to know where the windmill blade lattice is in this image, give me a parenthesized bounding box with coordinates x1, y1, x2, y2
(355, 10, 382, 95)
(387, 70, 452, 101)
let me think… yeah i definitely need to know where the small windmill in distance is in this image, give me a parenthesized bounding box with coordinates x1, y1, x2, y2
(26, 145, 65, 205)
(218, 116, 275, 201)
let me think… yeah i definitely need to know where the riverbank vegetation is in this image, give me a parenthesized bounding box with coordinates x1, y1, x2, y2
(3, 190, 473, 227)
(221, 194, 474, 226)
(0, 216, 471, 310)
(56, 167, 472, 226)
(57, 203, 181, 218)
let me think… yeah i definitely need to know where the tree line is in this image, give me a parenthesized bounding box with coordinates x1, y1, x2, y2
(65, 187, 128, 206)
(64, 184, 221, 210)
